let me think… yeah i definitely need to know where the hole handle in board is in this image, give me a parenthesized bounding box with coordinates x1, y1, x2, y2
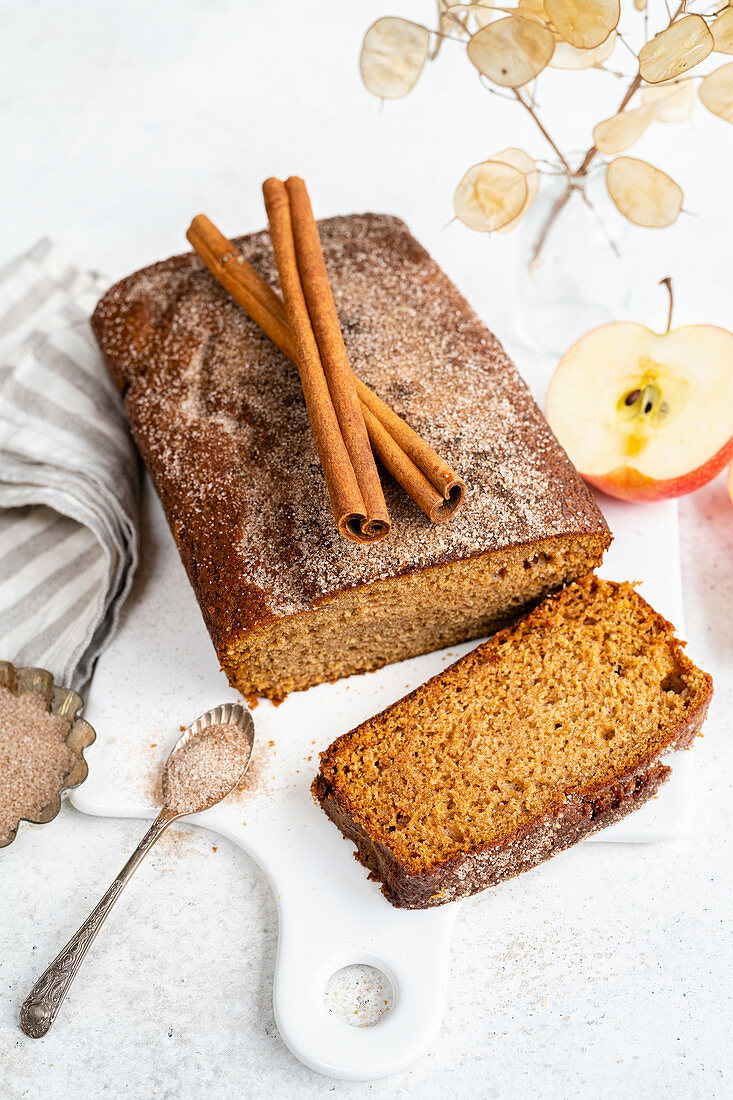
(271, 877, 460, 1081)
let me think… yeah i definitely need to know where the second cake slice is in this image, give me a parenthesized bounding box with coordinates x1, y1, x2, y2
(313, 576, 712, 908)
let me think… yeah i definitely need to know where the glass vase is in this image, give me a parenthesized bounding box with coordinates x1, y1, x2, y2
(513, 169, 633, 356)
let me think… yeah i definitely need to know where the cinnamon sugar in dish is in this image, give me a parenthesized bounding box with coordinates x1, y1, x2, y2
(0, 685, 74, 844)
(163, 724, 252, 814)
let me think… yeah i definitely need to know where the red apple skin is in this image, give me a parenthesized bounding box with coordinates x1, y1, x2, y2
(547, 318, 733, 504)
(585, 433, 733, 502)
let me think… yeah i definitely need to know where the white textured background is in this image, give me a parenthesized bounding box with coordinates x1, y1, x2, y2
(1, 2, 731, 1097)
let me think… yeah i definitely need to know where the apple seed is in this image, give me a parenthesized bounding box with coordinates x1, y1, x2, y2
(618, 380, 664, 423)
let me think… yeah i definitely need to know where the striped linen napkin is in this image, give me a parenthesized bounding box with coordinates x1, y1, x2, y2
(0, 239, 140, 692)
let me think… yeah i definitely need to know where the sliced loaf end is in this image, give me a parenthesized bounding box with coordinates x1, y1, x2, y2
(313, 576, 712, 908)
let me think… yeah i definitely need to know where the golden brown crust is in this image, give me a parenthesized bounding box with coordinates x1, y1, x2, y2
(91, 214, 610, 691)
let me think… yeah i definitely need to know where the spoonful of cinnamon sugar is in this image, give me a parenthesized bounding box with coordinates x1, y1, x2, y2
(20, 702, 254, 1039)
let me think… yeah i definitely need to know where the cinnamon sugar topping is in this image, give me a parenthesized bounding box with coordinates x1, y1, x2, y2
(0, 686, 74, 844)
(163, 723, 252, 815)
(92, 214, 606, 630)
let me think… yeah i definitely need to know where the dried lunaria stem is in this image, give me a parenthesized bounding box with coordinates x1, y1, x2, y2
(360, 0, 730, 260)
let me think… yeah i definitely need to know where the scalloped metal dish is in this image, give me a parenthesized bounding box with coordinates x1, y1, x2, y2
(0, 661, 97, 850)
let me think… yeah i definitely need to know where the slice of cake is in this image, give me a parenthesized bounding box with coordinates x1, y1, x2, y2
(92, 214, 610, 699)
(313, 576, 712, 908)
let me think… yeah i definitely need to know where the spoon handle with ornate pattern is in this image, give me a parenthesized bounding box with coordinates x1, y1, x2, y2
(20, 808, 177, 1038)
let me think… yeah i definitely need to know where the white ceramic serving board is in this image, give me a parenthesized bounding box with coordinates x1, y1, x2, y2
(72, 479, 692, 1081)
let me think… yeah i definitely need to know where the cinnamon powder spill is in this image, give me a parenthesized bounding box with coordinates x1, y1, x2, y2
(163, 723, 252, 815)
(0, 685, 74, 844)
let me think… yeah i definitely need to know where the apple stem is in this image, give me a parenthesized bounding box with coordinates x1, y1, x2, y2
(660, 277, 674, 334)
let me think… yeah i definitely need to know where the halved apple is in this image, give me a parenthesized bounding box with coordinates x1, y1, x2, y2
(546, 320, 733, 501)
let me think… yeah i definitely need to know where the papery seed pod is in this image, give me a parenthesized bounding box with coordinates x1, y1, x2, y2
(699, 61, 733, 123)
(594, 106, 655, 154)
(641, 78, 695, 123)
(544, 0, 620, 50)
(467, 15, 555, 87)
(606, 157, 683, 228)
(454, 160, 529, 231)
(638, 15, 713, 84)
(360, 17, 431, 99)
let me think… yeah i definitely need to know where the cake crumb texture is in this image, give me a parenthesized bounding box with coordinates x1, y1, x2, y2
(313, 577, 713, 908)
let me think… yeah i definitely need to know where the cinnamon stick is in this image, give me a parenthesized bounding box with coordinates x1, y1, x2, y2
(187, 215, 294, 360)
(263, 177, 390, 544)
(186, 213, 465, 526)
(354, 381, 464, 522)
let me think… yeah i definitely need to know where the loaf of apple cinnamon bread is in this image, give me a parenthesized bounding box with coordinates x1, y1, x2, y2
(92, 214, 611, 698)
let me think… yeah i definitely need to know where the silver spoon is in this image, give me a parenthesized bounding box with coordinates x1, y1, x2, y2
(19, 702, 255, 1039)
